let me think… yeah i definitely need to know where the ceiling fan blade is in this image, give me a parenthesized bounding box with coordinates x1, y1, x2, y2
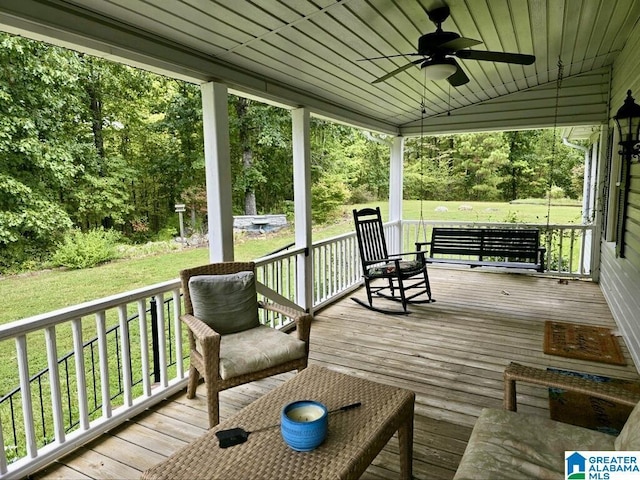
(372, 59, 423, 84)
(447, 61, 470, 87)
(439, 37, 482, 51)
(358, 53, 422, 61)
(456, 50, 535, 65)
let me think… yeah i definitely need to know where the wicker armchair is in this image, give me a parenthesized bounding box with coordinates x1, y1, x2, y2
(454, 362, 640, 480)
(180, 262, 312, 428)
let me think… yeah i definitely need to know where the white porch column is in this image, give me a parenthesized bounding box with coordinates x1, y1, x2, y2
(292, 108, 313, 312)
(388, 135, 404, 253)
(201, 82, 234, 262)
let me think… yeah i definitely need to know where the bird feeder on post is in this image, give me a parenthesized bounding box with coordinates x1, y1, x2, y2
(175, 203, 186, 244)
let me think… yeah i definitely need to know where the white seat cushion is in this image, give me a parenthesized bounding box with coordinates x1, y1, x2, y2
(454, 408, 616, 480)
(218, 325, 306, 380)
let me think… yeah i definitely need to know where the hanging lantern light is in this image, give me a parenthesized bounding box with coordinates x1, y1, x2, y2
(614, 90, 640, 161)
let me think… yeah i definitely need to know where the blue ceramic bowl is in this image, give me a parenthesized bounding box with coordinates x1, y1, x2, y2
(280, 400, 328, 451)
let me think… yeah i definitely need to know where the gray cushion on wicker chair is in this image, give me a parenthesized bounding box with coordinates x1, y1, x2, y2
(189, 272, 260, 334)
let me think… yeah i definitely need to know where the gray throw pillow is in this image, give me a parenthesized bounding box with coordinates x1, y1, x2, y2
(188, 272, 260, 335)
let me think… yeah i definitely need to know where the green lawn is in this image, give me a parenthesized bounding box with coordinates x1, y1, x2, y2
(356, 199, 583, 224)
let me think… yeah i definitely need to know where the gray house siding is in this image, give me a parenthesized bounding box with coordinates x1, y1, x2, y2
(601, 18, 640, 370)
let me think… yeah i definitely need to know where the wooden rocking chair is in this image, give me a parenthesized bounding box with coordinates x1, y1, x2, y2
(352, 207, 434, 314)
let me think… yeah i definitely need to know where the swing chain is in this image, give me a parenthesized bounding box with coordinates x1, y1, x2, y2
(547, 57, 564, 228)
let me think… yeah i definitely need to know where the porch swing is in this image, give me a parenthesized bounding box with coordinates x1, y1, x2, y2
(413, 66, 556, 273)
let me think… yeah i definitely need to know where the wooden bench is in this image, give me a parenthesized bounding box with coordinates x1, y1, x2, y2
(418, 227, 546, 272)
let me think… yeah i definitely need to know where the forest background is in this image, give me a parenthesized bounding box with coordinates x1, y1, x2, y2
(0, 33, 585, 273)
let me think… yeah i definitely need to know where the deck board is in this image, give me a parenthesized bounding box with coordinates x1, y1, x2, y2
(33, 267, 640, 480)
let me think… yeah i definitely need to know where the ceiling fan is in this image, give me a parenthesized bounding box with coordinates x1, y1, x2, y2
(360, 6, 535, 86)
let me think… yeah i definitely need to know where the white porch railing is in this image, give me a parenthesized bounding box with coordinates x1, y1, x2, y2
(0, 281, 185, 479)
(0, 276, 299, 479)
(0, 220, 594, 478)
(311, 232, 362, 309)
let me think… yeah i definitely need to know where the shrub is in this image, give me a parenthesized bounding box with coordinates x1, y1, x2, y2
(503, 210, 524, 223)
(312, 176, 348, 223)
(547, 185, 565, 200)
(156, 226, 178, 242)
(348, 185, 376, 204)
(51, 228, 121, 269)
(0, 242, 50, 274)
(279, 200, 295, 221)
(128, 217, 152, 244)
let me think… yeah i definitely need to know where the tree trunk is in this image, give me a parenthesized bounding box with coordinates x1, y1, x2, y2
(243, 149, 257, 215)
(85, 59, 105, 160)
(235, 97, 257, 215)
(507, 135, 518, 201)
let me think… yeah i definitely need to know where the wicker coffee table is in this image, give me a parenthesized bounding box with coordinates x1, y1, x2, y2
(141, 365, 415, 480)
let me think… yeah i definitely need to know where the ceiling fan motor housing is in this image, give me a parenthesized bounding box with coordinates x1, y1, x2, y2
(418, 31, 460, 55)
(427, 6, 451, 26)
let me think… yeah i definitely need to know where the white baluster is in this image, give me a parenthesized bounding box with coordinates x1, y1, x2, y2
(155, 294, 168, 387)
(118, 305, 132, 407)
(0, 413, 7, 474)
(15, 335, 37, 458)
(137, 299, 151, 397)
(94, 312, 111, 419)
(44, 326, 65, 444)
(71, 319, 90, 430)
(172, 289, 183, 379)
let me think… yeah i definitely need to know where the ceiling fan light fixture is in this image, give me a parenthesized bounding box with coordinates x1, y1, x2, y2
(422, 62, 457, 80)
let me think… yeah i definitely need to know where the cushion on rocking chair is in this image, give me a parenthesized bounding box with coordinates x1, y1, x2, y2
(366, 259, 423, 276)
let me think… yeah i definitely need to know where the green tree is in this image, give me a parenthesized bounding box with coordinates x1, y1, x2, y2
(0, 34, 85, 269)
(343, 132, 390, 202)
(453, 133, 509, 201)
(132, 80, 202, 236)
(404, 135, 455, 200)
(534, 129, 585, 199)
(405, 133, 508, 201)
(309, 120, 360, 220)
(500, 131, 540, 200)
(227, 96, 294, 215)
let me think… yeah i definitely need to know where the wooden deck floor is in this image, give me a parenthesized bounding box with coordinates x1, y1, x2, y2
(34, 267, 640, 480)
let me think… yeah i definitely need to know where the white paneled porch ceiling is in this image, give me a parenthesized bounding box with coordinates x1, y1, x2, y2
(2, 0, 640, 136)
